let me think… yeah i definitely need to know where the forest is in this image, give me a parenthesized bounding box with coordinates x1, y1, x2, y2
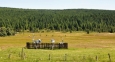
(0, 7, 115, 36)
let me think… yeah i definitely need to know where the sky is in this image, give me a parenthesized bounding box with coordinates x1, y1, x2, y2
(0, 0, 115, 10)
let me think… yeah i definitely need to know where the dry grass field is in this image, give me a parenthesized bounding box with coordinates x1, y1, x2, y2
(0, 32, 115, 49)
(0, 32, 115, 62)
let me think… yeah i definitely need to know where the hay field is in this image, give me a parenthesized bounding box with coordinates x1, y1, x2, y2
(0, 32, 115, 49)
(0, 32, 115, 62)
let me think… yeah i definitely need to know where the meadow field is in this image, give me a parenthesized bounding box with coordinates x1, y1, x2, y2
(0, 32, 115, 62)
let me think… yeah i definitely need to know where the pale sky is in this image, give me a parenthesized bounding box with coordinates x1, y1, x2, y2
(0, 0, 115, 10)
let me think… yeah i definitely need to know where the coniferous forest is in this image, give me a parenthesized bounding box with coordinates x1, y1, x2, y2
(0, 7, 115, 36)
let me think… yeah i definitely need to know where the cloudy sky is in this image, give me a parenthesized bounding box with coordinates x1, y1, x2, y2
(0, 0, 115, 10)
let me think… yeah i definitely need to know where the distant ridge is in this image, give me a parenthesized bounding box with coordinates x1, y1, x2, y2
(0, 7, 115, 11)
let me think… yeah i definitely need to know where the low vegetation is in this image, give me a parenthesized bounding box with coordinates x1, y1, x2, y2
(0, 32, 115, 62)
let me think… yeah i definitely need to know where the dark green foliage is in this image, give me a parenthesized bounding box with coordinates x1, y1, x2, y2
(86, 29, 90, 34)
(70, 30, 72, 33)
(109, 27, 114, 33)
(0, 27, 7, 36)
(0, 27, 15, 36)
(0, 7, 115, 36)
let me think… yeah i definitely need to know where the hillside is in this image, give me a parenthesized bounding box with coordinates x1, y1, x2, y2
(0, 7, 115, 36)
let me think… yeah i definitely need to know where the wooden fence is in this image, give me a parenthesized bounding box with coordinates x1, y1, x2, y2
(26, 42, 68, 49)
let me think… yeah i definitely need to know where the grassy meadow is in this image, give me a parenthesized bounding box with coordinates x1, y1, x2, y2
(0, 32, 115, 62)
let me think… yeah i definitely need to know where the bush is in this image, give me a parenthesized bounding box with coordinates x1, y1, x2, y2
(0, 27, 15, 37)
(86, 29, 90, 34)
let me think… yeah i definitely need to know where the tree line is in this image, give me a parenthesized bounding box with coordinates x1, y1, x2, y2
(0, 7, 115, 36)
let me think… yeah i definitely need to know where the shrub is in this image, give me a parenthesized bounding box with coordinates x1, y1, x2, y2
(0, 27, 15, 37)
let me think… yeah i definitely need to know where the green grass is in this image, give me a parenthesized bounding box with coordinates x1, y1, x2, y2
(0, 32, 115, 62)
(0, 48, 115, 62)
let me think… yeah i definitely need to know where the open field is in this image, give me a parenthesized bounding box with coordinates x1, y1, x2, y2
(1, 32, 115, 49)
(0, 32, 115, 62)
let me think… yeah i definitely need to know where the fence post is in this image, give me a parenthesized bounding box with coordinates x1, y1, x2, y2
(21, 48, 25, 60)
(8, 53, 11, 59)
(96, 55, 98, 61)
(108, 53, 111, 62)
(49, 54, 51, 60)
(64, 54, 67, 61)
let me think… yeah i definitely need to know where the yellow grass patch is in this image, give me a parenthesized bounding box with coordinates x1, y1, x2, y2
(0, 32, 115, 49)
